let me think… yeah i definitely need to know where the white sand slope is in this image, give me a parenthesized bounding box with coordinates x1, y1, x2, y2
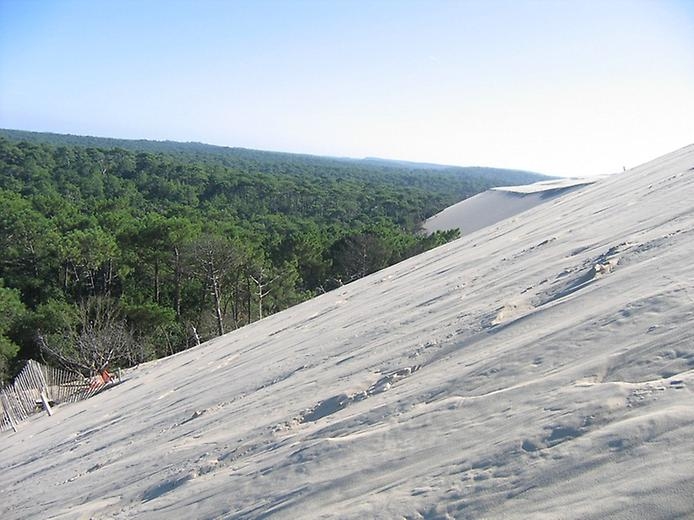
(2, 146, 694, 519)
(423, 178, 596, 235)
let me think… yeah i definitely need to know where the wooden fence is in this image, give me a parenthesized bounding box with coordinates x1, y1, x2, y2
(0, 360, 114, 433)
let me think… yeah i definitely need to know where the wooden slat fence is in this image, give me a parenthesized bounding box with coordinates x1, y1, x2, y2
(0, 360, 114, 433)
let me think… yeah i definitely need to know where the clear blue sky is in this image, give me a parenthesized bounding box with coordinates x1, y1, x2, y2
(1, 0, 693, 176)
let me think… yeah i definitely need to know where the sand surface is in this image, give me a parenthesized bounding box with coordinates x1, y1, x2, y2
(1, 146, 693, 519)
(423, 178, 595, 235)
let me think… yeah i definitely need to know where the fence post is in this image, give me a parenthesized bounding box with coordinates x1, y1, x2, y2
(40, 390, 53, 416)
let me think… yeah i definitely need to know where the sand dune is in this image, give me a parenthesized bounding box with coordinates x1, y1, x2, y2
(423, 178, 595, 235)
(1, 146, 693, 519)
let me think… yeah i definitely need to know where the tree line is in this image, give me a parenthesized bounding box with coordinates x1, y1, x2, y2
(0, 132, 547, 382)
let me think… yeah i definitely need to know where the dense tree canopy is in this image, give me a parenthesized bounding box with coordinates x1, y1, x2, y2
(0, 130, 548, 381)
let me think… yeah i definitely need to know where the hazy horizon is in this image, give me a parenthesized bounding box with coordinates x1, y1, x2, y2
(1, 0, 693, 177)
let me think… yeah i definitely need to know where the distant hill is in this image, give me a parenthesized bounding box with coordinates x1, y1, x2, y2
(0, 128, 550, 186)
(359, 156, 549, 182)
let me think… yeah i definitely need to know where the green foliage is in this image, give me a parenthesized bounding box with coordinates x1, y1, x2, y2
(0, 280, 26, 382)
(0, 130, 547, 371)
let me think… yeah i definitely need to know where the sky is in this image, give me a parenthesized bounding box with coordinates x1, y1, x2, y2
(1, 0, 693, 177)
